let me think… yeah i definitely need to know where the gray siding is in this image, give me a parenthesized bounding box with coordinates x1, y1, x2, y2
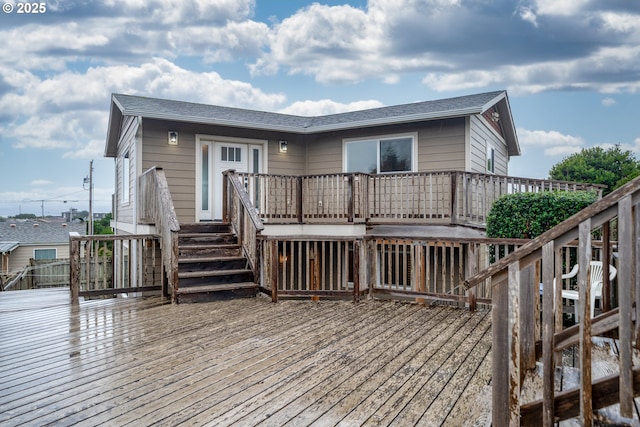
(115, 116, 138, 225)
(469, 115, 509, 175)
(8, 244, 70, 272)
(267, 138, 307, 175)
(142, 124, 197, 224)
(417, 118, 466, 172)
(305, 118, 467, 175)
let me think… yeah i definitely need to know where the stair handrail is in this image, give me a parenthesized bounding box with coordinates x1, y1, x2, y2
(464, 176, 640, 425)
(139, 166, 180, 302)
(223, 170, 264, 282)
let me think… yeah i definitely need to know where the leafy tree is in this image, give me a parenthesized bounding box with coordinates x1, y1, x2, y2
(93, 213, 113, 235)
(549, 145, 640, 195)
(11, 213, 37, 219)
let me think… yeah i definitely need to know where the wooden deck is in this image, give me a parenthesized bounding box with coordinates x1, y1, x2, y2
(0, 289, 492, 426)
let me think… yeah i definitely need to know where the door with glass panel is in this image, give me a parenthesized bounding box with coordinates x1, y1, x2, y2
(197, 140, 262, 221)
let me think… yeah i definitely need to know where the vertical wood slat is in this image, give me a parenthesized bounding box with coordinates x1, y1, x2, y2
(508, 261, 521, 427)
(492, 275, 512, 427)
(520, 264, 536, 373)
(635, 204, 640, 349)
(270, 240, 278, 302)
(541, 241, 555, 426)
(578, 219, 593, 424)
(617, 195, 633, 417)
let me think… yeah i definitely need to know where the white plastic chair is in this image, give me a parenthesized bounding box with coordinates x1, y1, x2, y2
(561, 261, 617, 320)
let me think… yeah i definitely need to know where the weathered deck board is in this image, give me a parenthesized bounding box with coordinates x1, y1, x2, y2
(0, 288, 492, 426)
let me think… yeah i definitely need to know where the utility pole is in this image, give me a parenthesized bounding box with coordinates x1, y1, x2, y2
(84, 160, 94, 235)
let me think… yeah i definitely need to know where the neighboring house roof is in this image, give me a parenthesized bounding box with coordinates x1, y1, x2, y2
(0, 242, 19, 254)
(0, 220, 86, 247)
(105, 91, 520, 157)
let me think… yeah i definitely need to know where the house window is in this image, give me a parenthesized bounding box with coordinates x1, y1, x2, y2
(121, 151, 130, 204)
(34, 248, 56, 260)
(221, 146, 242, 162)
(486, 145, 495, 173)
(345, 135, 414, 174)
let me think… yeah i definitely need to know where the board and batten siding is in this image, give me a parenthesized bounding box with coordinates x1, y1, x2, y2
(115, 116, 138, 225)
(469, 114, 509, 175)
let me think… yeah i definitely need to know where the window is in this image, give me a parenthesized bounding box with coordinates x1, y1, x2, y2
(486, 144, 495, 173)
(34, 248, 56, 260)
(221, 146, 242, 162)
(121, 151, 130, 204)
(345, 135, 414, 174)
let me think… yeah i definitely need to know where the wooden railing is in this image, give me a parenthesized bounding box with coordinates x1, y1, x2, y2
(260, 234, 528, 306)
(138, 166, 180, 302)
(465, 177, 640, 425)
(70, 233, 162, 304)
(223, 170, 265, 282)
(260, 236, 363, 302)
(238, 171, 604, 227)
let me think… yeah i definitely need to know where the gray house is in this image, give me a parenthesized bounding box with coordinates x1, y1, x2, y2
(106, 90, 519, 228)
(103, 90, 537, 302)
(1, 220, 86, 289)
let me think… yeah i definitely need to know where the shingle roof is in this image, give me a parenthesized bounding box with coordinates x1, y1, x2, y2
(0, 220, 86, 246)
(106, 90, 519, 157)
(111, 90, 506, 133)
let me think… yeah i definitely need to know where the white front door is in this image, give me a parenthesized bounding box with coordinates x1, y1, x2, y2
(213, 142, 249, 219)
(197, 137, 264, 221)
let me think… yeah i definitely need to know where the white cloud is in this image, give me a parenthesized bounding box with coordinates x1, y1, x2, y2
(31, 180, 53, 186)
(517, 128, 584, 157)
(0, 58, 287, 158)
(531, 0, 591, 16)
(279, 99, 384, 116)
(602, 97, 616, 107)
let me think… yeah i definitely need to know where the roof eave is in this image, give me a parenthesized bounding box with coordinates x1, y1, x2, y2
(125, 106, 484, 135)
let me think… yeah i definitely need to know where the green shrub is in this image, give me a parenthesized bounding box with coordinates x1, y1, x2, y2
(486, 191, 598, 239)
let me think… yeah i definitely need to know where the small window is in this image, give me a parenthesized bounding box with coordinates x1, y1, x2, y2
(221, 146, 242, 162)
(121, 151, 130, 204)
(34, 248, 56, 260)
(486, 145, 495, 173)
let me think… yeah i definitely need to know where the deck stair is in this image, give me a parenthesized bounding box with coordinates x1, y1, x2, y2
(176, 222, 257, 303)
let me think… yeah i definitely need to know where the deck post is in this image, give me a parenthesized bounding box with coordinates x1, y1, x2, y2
(69, 232, 80, 305)
(492, 275, 511, 426)
(347, 174, 354, 223)
(578, 219, 593, 424)
(601, 221, 611, 312)
(617, 195, 633, 417)
(520, 263, 537, 373)
(465, 243, 477, 311)
(541, 241, 555, 425)
(296, 177, 303, 224)
(353, 239, 360, 302)
(222, 170, 230, 223)
(450, 171, 458, 225)
(270, 240, 278, 303)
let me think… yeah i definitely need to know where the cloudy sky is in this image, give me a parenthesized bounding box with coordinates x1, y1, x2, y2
(1, 0, 639, 217)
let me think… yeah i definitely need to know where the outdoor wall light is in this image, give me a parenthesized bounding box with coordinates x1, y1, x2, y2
(168, 131, 178, 145)
(491, 112, 500, 122)
(279, 140, 288, 153)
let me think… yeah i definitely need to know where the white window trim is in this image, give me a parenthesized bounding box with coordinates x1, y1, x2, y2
(121, 151, 130, 205)
(34, 248, 57, 260)
(486, 143, 496, 174)
(343, 132, 418, 174)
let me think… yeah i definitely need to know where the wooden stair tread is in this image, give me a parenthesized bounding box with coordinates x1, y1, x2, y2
(178, 255, 246, 263)
(176, 282, 257, 294)
(178, 268, 252, 279)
